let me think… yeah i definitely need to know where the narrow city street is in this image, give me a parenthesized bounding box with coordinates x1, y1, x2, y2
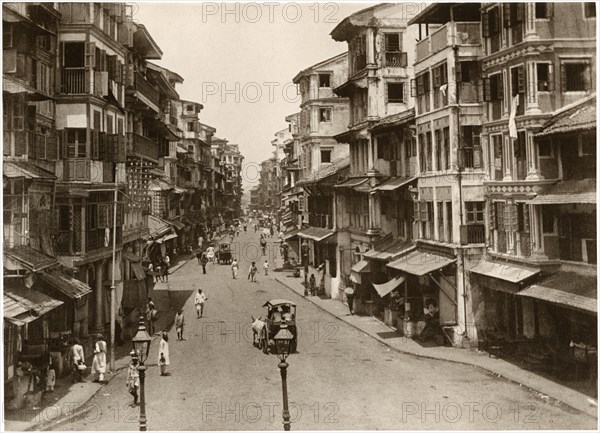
(54, 231, 595, 431)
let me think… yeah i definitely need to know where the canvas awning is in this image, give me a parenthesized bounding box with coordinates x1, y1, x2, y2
(387, 250, 456, 276)
(122, 250, 142, 262)
(297, 227, 335, 242)
(470, 260, 540, 284)
(156, 233, 178, 243)
(334, 177, 369, 189)
(4, 287, 63, 325)
(36, 270, 92, 299)
(283, 228, 302, 240)
(363, 239, 414, 261)
(169, 219, 186, 230)
(351, 259, 372, 273)
(3, 161, 56, 180)
(517, 272, 597, 314)
(374, 177, 416, 192)
(130, 262, 147, 281)
(373, 276, 405, 297)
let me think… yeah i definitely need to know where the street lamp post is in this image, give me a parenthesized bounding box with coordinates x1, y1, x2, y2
(274, 326, 294, 431)
(132, 317, 152, 432)
(301, 239, 309, 296)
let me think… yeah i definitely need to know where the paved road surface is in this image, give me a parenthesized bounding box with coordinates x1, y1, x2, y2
(53, 230, 596, 431)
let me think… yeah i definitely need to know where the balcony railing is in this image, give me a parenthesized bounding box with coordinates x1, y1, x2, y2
(129, 133, 159, 161)
(133, 72, 160, 108)
(62, 68, 87, 94)
(384, 52, 408, 68)
(416, 22, 481, 63)
(462, 224, 485, 244)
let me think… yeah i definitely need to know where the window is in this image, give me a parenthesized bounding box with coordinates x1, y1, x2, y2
(387, 83, 404, 103)
(433, 63, 448, 89)
(537, 63, 553, 91)
(584, 3, 596, 18)
(442, 127, 450, 170)
(319, 107, 332, 122)
(65, 128, 87, 158)
(542, 207, 555, 233)
(64, 43, 85, 68)
(319, 74, 331, 88)
(106, 115, 113, 134)
(12, 98, 24, 131)
(538, 140, 553, 157)
(466, 202, 485, 223)
(562, 62, 591, 92)
(93, 111, 101, 130)
(320, 149, 332, 163)
(187, 104, 194, 112)
(187, 122, 195, 132)
(3, 23, 13, 48)
(485, 73, 504, 101)
(535, 3, 549, 19)
(517, 203, 530, 233)
(416, 72, 431, 96)
(384, 33, 407, 67)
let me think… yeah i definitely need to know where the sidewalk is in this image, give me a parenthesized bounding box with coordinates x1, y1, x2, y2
(274, 274, 599, 420)
(3, 236, 230, 432)
(4, 344, 133, 432)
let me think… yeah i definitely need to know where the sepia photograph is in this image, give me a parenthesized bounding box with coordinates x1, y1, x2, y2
(1, 1, 598, 431)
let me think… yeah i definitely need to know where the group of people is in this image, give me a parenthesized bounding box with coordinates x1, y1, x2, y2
(147, 254, 170, 283)
(69, 334, 108, 384)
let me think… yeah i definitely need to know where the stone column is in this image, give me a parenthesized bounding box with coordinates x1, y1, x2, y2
(526, 131, 542, 180)
(524, 3, 537, 40)
(525, 60, 541, 115)
(366, 28, 375, 65)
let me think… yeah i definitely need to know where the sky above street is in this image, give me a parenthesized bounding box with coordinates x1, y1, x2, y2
(133, 2, 370, 190)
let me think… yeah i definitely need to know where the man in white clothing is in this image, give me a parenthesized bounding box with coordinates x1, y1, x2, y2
(194, 289, 207, 318)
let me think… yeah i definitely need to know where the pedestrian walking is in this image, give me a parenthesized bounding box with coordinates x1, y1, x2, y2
(70, 339, 85, 382)
(231, 259, 239, 279)
(345, 286, 355, 315)
(206, 245, 215, 264)
(248, 261, 258, 282)
(194, 289, 207, 318)
(243, 223, 247, 233)
(146, 299, 158, 336)
(196, 249, 202, 264)
(263, 260, 269, 276)
(45, 362, 56, 392)
(197, 235, 204, 251)
(92, 334, 107, 383)
(260, 237, 267, 255)
(158, 332, 170, 376)
(200, 252, 209, 274)
(175, 309, 185, 341)
(126, 352, 140, 405)
(309, 274, 316, 296)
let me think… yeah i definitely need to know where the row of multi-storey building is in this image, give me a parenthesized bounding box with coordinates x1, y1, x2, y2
(3, 2, 244, 403)
(253, 2, 596, 379)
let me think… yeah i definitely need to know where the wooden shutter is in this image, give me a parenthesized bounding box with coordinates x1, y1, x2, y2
(417, 75, 424, 96)
(403, 81, 408, 103)
(496, 76, 504, 100)
(482, 12, 490, 38)
(523, 204, 530, 233)
(115, 60, 122, 84)
(510, 203, 518, 231)
(547, 64, 555, 92)
(547, 3, 554, 17)
(560, 64, 566, 92)
(503, 3, 511, 28)
(399, 52, 408, 68)
(47, 132, 58, 160)
(91, 130, 99, 159)
(517, 66, 525, 93)
(489, 202, 496, 229)
(456, 62, 463, 83)
(515, 3, 524, 23)
(410, 79, 417, 97)
(117, 134, 126, 162)
(60, 129, 68, 158)
(98, 203, 110, 228)
(125, 63, 134, 87)
(483, 78, 491, 101)
(84, 42, 96, 67)
(433, 66, 441, 88)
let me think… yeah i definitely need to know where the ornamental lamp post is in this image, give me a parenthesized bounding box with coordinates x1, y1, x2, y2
(301, 239, 309, 296)
(273, 326, 294, 431)
(132, 317, 152, 431)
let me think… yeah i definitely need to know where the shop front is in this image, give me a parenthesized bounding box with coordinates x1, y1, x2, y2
(387, 249, 457, 343)
(297, 227, 336, 296)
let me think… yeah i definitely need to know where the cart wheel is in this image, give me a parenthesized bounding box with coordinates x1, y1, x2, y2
(261, 330, 269, 354)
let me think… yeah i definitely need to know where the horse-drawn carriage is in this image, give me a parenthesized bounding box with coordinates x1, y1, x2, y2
(216, 243, 233, 264)
(252, 299, 297, 354)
